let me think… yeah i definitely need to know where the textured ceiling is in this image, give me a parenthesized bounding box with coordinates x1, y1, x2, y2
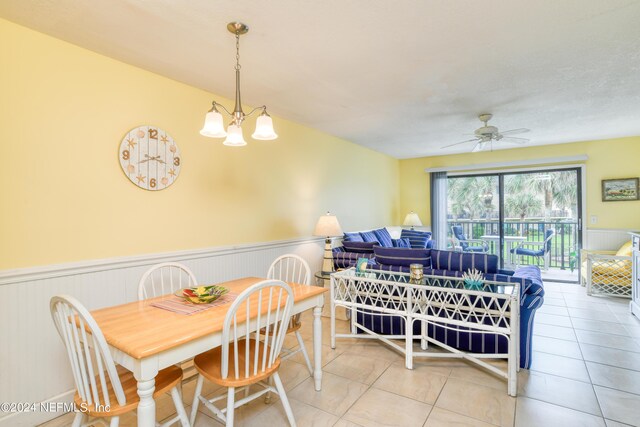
(2, 0, 640, 158)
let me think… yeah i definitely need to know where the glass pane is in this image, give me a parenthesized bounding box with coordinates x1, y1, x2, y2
(446, 175, 500, 258)
(503, 170, 579, 280)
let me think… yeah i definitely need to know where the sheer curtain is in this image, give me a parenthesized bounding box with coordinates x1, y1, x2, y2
(430, 172, 448, 250)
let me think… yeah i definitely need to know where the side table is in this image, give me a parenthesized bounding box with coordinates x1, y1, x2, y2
(315, 271, 349, 320)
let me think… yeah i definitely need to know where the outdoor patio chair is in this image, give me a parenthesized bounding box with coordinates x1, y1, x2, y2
(511, 229, 555, 270)
(451, 225, 489, 253)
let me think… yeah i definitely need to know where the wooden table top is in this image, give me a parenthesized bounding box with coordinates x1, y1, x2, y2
(90, 277, 327, 359)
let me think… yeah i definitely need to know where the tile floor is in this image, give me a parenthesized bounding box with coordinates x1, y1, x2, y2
(41, 281, 640, 427)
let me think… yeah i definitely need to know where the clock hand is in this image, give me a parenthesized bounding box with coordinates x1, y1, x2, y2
(138, 154, 166, 164)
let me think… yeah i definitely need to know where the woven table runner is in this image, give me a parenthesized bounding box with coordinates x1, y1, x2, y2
(151, 292, 238, 315)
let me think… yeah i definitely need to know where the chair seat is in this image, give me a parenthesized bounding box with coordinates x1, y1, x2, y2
(511, 247, 544, 257)
(194, 340, 281, 387)
(74, 364, 183, 417)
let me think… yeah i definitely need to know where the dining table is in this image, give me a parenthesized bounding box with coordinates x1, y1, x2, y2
(88, 276, 327, 427)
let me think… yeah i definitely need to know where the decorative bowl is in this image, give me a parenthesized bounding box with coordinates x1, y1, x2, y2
(175, 285, 229, 304)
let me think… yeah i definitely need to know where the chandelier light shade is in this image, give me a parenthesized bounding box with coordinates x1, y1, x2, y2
(200, 22, 277, 146)
(403, 211, 423, 229)
(313, 212, 343, 274)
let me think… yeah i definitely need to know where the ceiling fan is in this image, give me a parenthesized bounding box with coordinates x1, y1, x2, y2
(443, 114, 530, 152)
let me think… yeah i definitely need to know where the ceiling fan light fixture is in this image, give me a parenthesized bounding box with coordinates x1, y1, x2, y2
(200, 107, 227, 138)
(251, 110, 278, 140)
(223, 124, 247, 146)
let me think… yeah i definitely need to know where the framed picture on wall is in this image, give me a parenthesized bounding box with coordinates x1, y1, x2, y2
(601, 178, 639, 202)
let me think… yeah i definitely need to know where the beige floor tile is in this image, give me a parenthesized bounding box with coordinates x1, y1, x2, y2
(181, 375, 223, 405)
(242, 397, 339, 427)
(343, 341, 406, 363)
(324, 352, 392, 385)
(289, 341, 349, 367)
(614, 312, 640, 326)
(529, 351, 590, 382)
(195, 385, 275, 424)
(580, 343, 640, 371)
(38, 412, 77, 427)
(288, 371, 369, 417)
(605, 419, 635, 427)
(594, 386, 640, 427)
(435, 378, 515, 427)
(333, 419, 365, 427)
(514, 396, 605, 427)
(372, 361, 448, 404)
(624, 324, 640, 338)
(563, 298, 609, 310)
(535, 313, 574, 327)
(543, 296, 567, 307)
(532, 335, 583, 359)
(343, 388, 432, 427)
(571, 318, 628, 335)
(517, 370, 602, 415)
(538, 305, 570, 316)
(278, 359, 313, 391)
(448, 365, 508, 392)
(533, 323, 577, 341)
(568, 307, 617, 322)
(586, 362, 640, 396)
(575, 330, 640, 353)
(423, 407, 496, 427)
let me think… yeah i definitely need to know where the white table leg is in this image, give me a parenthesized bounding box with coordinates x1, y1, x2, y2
(136, 377, 156, 427)
(313, 305, 323, 391)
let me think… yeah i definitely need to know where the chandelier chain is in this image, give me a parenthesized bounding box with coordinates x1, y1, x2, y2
(235, 33, 241, 71)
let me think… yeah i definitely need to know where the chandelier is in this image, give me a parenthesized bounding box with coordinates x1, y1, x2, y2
(200, 22, 277, 146)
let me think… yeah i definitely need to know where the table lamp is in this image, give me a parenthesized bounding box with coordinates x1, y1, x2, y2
(313, 212, 343, 274)
(403, 211, 422, 230)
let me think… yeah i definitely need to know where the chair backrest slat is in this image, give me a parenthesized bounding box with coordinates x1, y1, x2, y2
(138, 262, 198, 300)
(220, 280, 294, 381)
(50, 295, 126, 409)
(267, 254, 311, 286)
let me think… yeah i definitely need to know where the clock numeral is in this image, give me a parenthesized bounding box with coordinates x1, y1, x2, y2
(122, 150, 130, 160)
(150, 178, 157, 188)
(173, 157, 181, 166)
(148, 128, 158, 139)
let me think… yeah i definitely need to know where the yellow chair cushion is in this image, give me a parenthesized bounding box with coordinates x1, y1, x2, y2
(616, 241, 633, 257)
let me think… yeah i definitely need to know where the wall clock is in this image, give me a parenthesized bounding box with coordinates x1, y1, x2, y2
(118, 125, 181, 191)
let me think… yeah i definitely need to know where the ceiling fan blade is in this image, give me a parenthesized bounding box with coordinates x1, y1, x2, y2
(501, 136, 530, 144)
(441, 138, 480, 149)
(472, 141, 488, 152)
(499, 128, 530, 136)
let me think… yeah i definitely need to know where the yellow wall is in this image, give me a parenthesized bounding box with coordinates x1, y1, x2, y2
(399, 137, 640, 230)
(0, 19, 400, 269)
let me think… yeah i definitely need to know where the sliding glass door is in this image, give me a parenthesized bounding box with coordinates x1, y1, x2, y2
(446, 168, 582, 282)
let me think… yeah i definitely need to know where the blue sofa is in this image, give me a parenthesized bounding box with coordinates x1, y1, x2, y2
(336, 246, 543, 369)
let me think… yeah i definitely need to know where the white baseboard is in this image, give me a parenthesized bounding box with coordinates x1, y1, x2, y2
(0, 236, 324, 426)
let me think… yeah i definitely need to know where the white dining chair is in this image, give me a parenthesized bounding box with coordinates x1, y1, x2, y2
(138, 262, 198, 300)
(50, 295, 190, 427)
(267, 254, 313, 374)
(189, 279, 297, 426)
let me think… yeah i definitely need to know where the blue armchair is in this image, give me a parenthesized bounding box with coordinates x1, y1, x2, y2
(451, 225, 489, 253)
(511, 229, 555, 270)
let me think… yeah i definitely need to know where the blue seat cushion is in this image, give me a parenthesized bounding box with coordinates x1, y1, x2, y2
(359, 231, 380, 244)
(373, 246, 431, 268)
(392, 238, 411, 248)
(400, 229, 432, 249)
(372, 228, 394, 247)
(511, 247, 545, 257)
(342, 241, 376, 253)
(343, 232, 364, 242)
(430, 250, 498, 274)
(465, 246, 487, 253)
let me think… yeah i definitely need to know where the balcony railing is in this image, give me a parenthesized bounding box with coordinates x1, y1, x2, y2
(447, 219, 579, 270)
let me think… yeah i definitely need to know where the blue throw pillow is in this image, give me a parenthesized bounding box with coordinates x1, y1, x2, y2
(342, 241, 376, 253)
(343, 232, 364, 242)
(359, 230, 381, 244)
(392, 238, 411, 248)
(373, 246, 431, 268)
(372, 228, 394, 247)
(400, 229, 432, 249)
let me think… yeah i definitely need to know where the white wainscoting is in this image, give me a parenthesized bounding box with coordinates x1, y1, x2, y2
(0, 237, 324, 427)
(585, 228, 635, 251)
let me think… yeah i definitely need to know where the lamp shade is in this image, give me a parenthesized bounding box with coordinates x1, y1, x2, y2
(252, 114, 278, 140)
(313, 212, 343, 237)
(200, 110, 227, 138)
(223, 124, 247, 146)
(403, 212, 423, 227)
